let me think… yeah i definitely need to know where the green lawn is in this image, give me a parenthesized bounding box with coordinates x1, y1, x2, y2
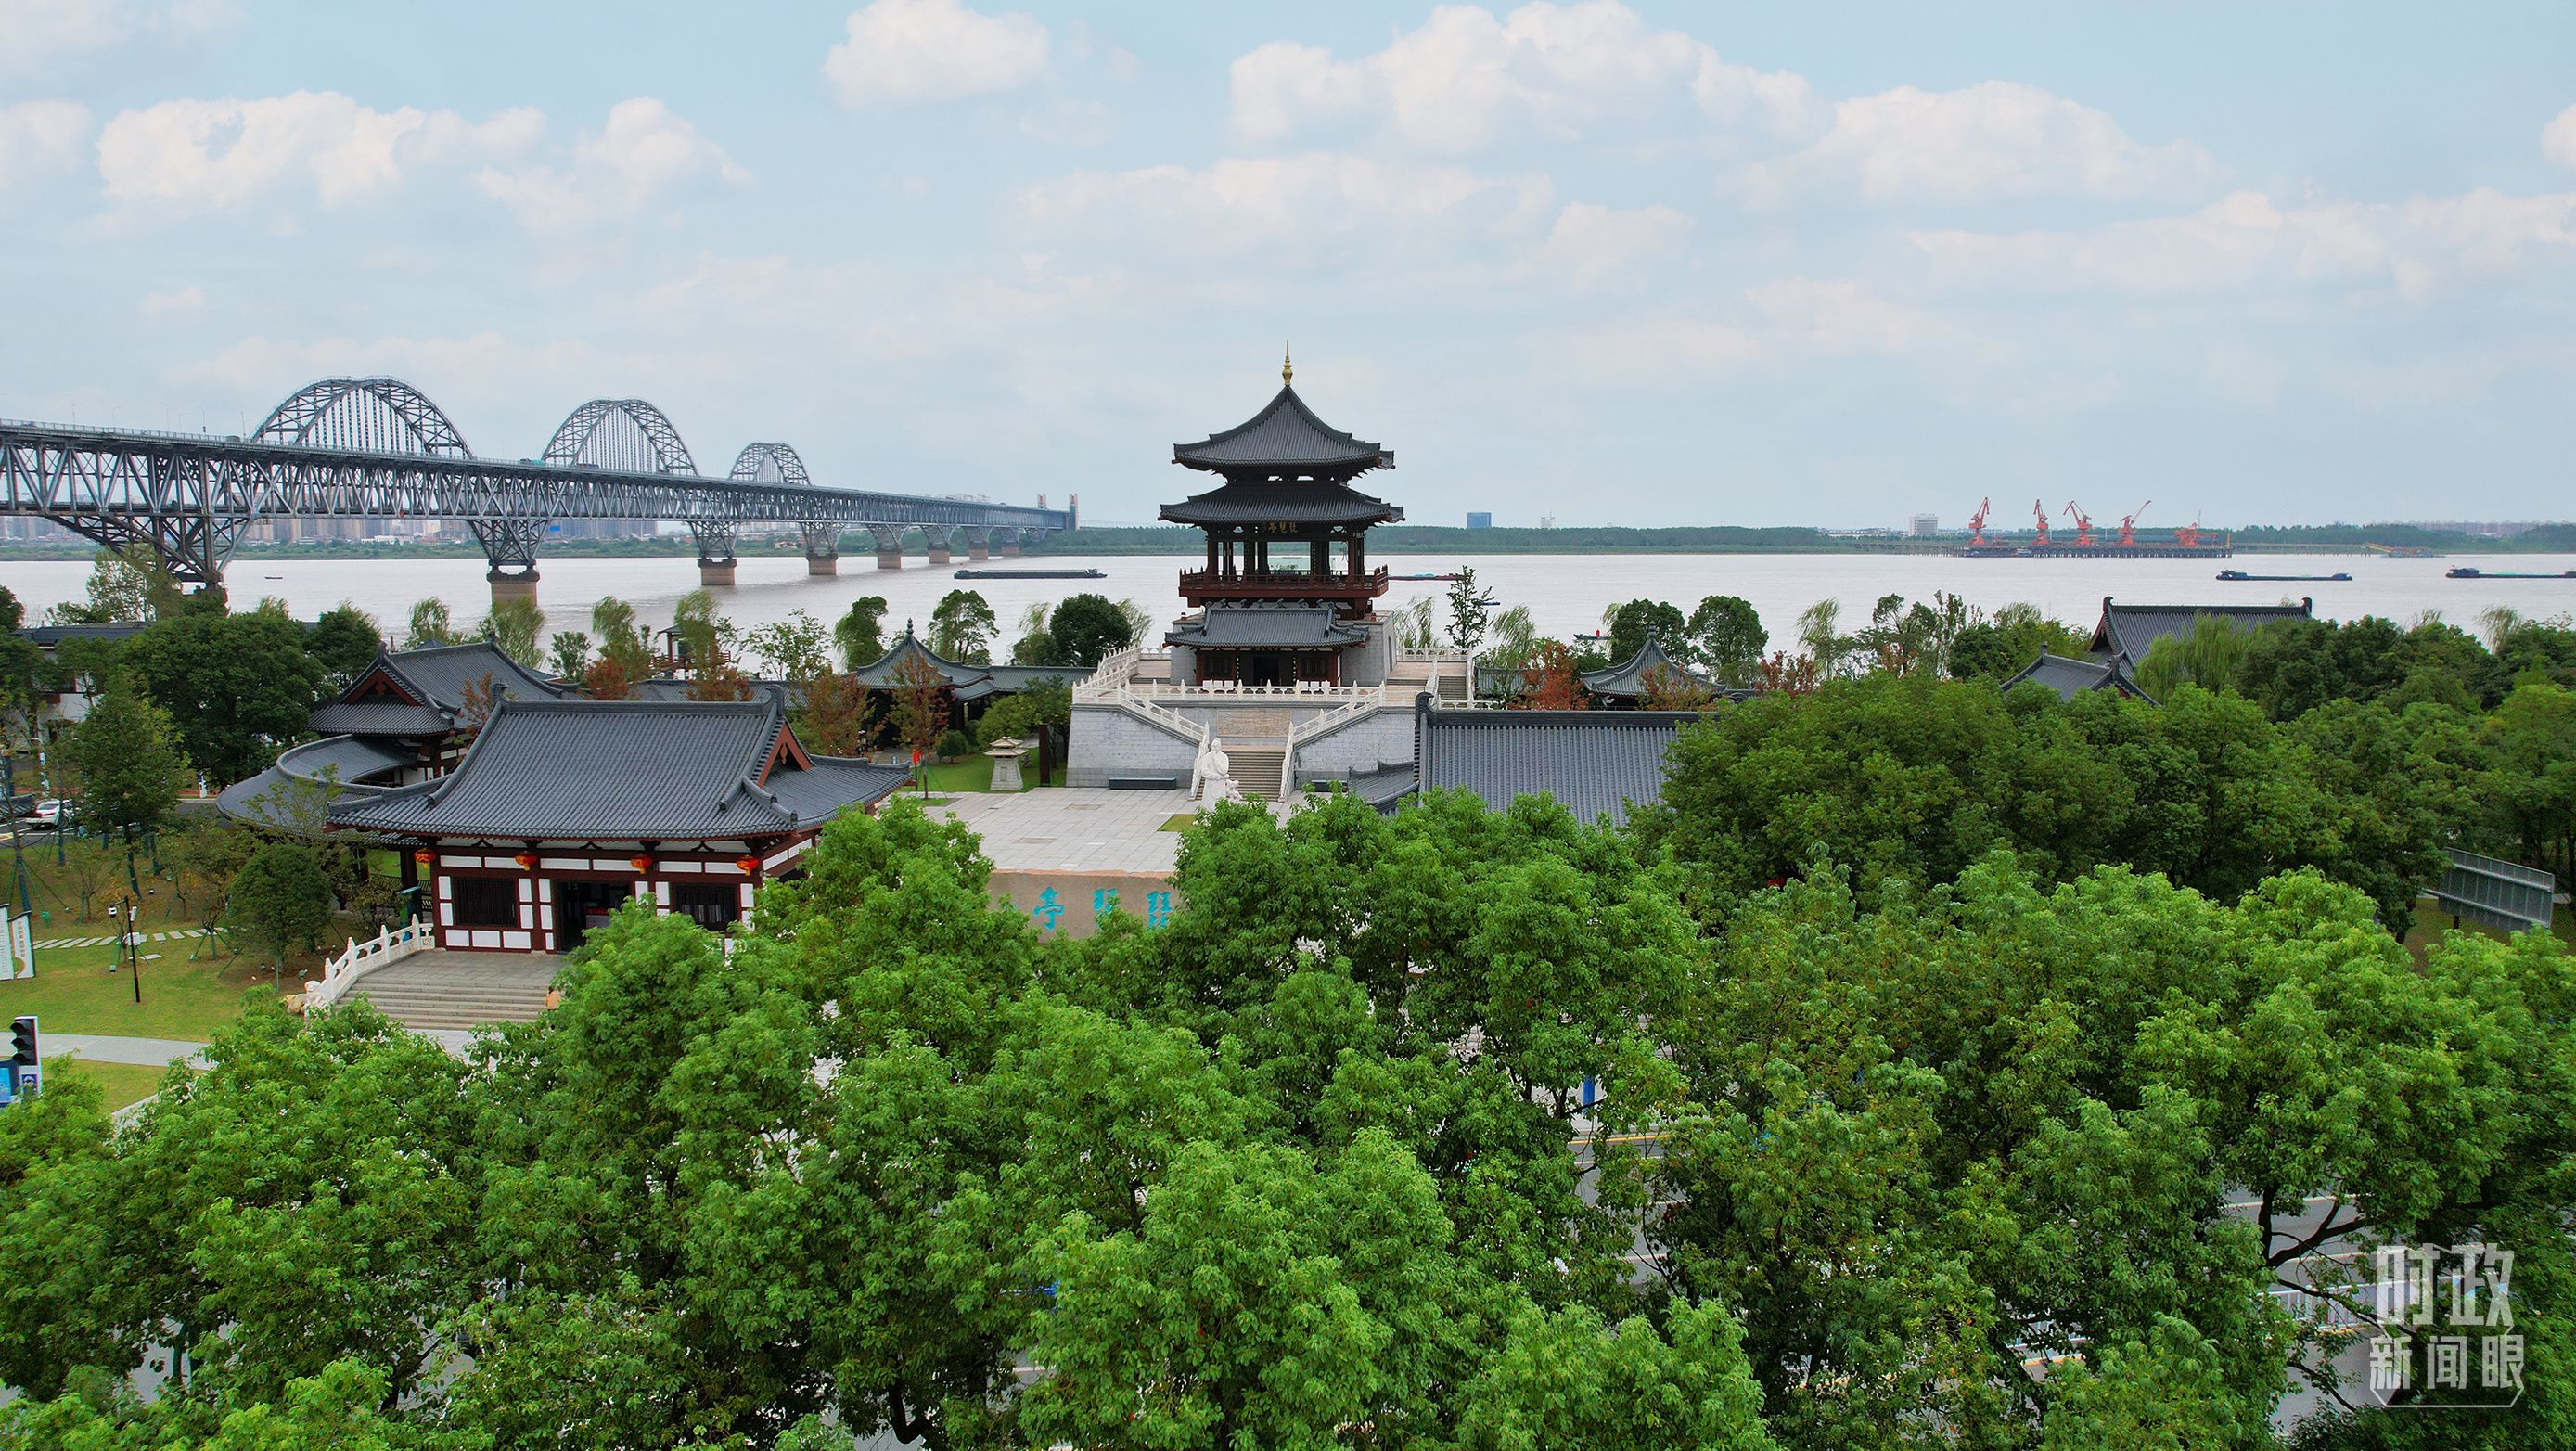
(913, 753, 1038, 794)
(5, 944, 279, 1040)
(47, 1058, 174, 1112)
(2404, 896, 2576, 964)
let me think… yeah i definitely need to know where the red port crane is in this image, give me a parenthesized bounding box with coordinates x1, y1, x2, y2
(1967, 496, 1993, 546)
(2117, 499, 2151, 547)
(2031, 498, 2051, 548)
(2062, 500, 2096, 546)
(2175, 518, 2203, 548)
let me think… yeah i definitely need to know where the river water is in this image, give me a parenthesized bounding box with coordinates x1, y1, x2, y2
(5, 551, 2572, 647)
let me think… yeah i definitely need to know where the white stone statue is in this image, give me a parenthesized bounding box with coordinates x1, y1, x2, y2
(1191, 738, 1237, 803)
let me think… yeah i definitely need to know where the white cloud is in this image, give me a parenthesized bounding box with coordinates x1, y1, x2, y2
(1229, 1, 1813, 152)
(824, 0, 1050, 109)
(0, 0, 237, 76)
(1745, 276, 1951, 355)
(1909, 186, 2576, 300)
(1532, 201, 1689, 290)
(1544, 312, 1762, 383)
(1735, 81, 2222, 209)
(136, 283, 203, 317)
(473, 99, 745, 235)
(1540, 276, 1955, 386)
(1017, 152, 1556, 271)
(0, 99, 90, 191)
(96, 91, 538, 211)
(2545, 103, 2576, 171)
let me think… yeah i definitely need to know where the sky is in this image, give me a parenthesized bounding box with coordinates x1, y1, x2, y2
(3, 1, 2573, 531)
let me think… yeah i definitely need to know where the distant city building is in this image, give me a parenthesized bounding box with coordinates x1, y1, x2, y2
(1910, 512, 1940, 537)
(1466, 511, 1493, 530)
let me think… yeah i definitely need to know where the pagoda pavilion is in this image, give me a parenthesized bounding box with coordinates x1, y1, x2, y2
(1159, 353, 1403, 687)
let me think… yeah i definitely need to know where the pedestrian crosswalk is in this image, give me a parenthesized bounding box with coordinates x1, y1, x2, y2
(32, 926, 211, 949)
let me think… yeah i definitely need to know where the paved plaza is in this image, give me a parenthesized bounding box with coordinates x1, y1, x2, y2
(933, 788, 1199, 875)
(932, 788, 1298, 937)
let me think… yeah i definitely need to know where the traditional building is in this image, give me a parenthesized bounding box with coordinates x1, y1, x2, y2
(1064, 357, 1472, 797)
(328, 697, 909, 954)
(219, 640, 910, 955)
(2002, 651, 2156, 703)
(2087, 596, 2314, 674)
(1159, 353, 1403, 687)
(1353, 693, 1707, 827)
(1577, 636, 1737, 707)
(852, 626, 1080, 712)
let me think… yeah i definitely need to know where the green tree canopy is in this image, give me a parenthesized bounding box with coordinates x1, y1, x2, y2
(59, 675, 188, 843)
(1686, 594, 1767, 683)
(928, 589, 998, 664)
(1046, 593, 1135, 668)
(833, 595, 890, 671)
(303, 603, 383, 687)
(1606, 598, 1687, 664)
(402, 597, 454, 649)
(478, 596, 545, 669)
(224, 841, 336, 980)
(123, 610, 323, 786)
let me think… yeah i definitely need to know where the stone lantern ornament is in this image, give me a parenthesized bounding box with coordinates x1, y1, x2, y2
(986, 738, 1027, 792)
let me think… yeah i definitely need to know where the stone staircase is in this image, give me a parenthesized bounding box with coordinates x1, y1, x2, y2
(346, 952, 559, 1030)
(1226, 746, 1287, 802)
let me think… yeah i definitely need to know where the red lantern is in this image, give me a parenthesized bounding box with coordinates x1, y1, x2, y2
(513, 851, 538, 870)
(412, 848, 433, 866)
(629, 854, 654, 874)
(734, 855, 760, 875)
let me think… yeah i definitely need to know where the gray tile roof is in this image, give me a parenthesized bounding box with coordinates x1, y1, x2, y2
(2088, 596, 2314, 670)
(1160, 481, 1403, 527)
(1166, 601, 1366, 649)
(375, 641, 566, 712)
(329, 697, 910, 841)
(624, 675, 792, 709)
(2001, 651, 2155, 703)
(1579, 636, 1726, 700)
(1413, 696, 1700, 827)
(1173, 383, 1392, 474)
(277, 733, 415, 784)
(852, 629, 1083, 699)
(214, 734, 415, 830)
(306, 700, 454, 736)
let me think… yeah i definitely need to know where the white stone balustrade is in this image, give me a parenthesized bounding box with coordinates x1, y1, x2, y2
(301, 918, 434, 1012)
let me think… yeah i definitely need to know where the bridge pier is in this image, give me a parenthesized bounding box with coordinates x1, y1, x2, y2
(801, 524, 839, 576)
(869, 524, 904, 571)
(691, 521, 738, 587)
(965, 526, 990, 562)
(999, 529, 1022, 559)
(469, 519, 546, 611)
(925, 527, 953, 567)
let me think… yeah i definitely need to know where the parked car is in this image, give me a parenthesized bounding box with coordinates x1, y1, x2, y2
(24, 799, 70, 829)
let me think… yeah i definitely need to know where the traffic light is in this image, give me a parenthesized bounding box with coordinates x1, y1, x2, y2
(1, 1017, 31, 1105)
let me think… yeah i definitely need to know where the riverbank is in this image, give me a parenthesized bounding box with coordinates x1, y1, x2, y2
(3, 520, 2567, 566)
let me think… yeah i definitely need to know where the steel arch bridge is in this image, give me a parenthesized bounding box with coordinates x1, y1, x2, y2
(0, 377, 1072, 594)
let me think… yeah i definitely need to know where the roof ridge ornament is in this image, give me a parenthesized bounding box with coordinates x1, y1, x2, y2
(1283, 342, 1292, 388)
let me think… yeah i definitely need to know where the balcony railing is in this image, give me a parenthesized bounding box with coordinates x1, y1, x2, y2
(1178, 566, 1390, 599)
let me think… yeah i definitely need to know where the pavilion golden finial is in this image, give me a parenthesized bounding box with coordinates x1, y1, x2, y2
(1282, 342, 1293, 387)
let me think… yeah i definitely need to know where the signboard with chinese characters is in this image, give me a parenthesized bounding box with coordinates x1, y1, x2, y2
(988, 870, 1178, 938)
(2432, 849, 2557, 933)
(2, 911, 28, 981)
